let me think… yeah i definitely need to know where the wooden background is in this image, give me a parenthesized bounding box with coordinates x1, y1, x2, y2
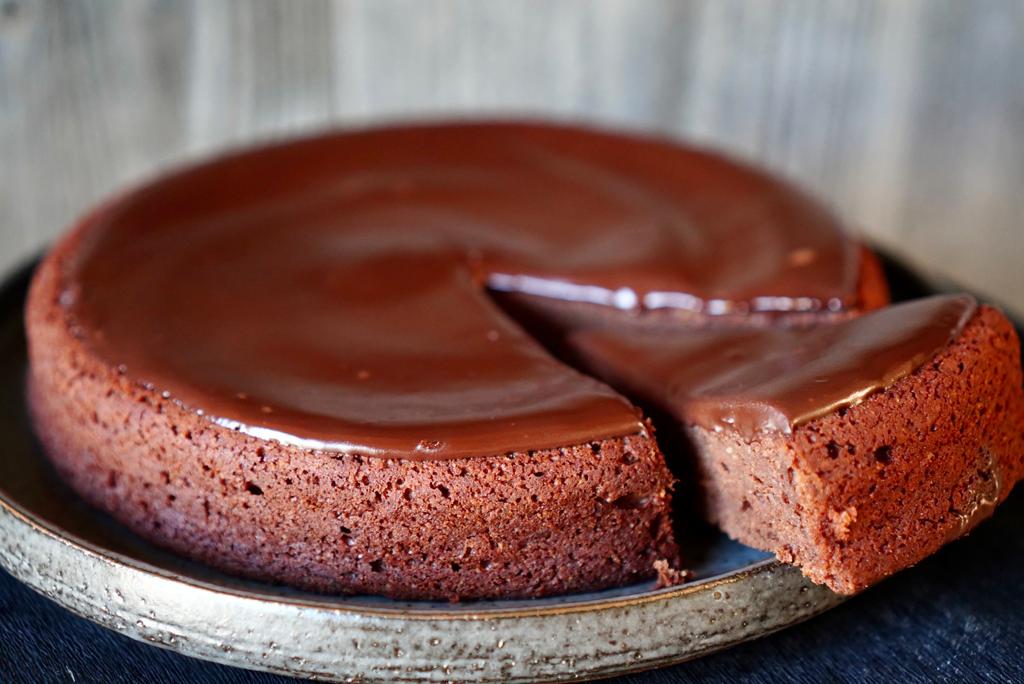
(1, 0, 1022, 314)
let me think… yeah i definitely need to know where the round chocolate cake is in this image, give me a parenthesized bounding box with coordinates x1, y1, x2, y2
(26, 122, 1024, 599)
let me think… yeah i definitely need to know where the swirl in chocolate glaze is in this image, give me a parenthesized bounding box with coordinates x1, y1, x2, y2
(58, 122, 907, 458)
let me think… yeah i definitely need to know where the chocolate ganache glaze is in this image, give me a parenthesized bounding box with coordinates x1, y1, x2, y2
(60, 122, 873, 459)
(570, 294, 977, 439)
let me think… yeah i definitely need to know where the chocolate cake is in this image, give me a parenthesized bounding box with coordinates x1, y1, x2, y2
(25, 122, 1024, 600)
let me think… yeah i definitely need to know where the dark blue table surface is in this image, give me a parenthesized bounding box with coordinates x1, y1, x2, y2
(2, 484, 1022, 683)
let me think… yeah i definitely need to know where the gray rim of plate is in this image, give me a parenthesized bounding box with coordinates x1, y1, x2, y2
(0, 468, 843, 683)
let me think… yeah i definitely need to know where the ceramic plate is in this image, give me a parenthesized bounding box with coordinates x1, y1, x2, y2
(0, 260, 849, 682)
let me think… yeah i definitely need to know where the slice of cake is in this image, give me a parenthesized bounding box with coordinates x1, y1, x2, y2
(568, 295, 1024, 593)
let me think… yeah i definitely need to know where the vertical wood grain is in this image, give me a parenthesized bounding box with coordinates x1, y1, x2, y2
(1, 0, 1021, 312)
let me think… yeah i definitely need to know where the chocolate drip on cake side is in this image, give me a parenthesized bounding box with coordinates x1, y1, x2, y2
(57, 122, 877, 459)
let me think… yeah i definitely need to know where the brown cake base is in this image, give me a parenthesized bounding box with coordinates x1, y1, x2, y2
(26, 256, 679, 601)
(689, 305, 1024, 593)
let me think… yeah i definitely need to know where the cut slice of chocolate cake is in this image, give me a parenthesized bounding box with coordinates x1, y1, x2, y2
(568, 295, 1024, 593)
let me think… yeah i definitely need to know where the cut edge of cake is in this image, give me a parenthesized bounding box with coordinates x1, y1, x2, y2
(691, 304, 1024, 593)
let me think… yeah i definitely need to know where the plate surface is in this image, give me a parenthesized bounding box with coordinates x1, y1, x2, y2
(0, 261, 845, 682)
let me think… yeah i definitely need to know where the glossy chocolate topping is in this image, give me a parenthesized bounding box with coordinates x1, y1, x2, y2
(60, 122, 864, 458)
(570, 294, 977, 438)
